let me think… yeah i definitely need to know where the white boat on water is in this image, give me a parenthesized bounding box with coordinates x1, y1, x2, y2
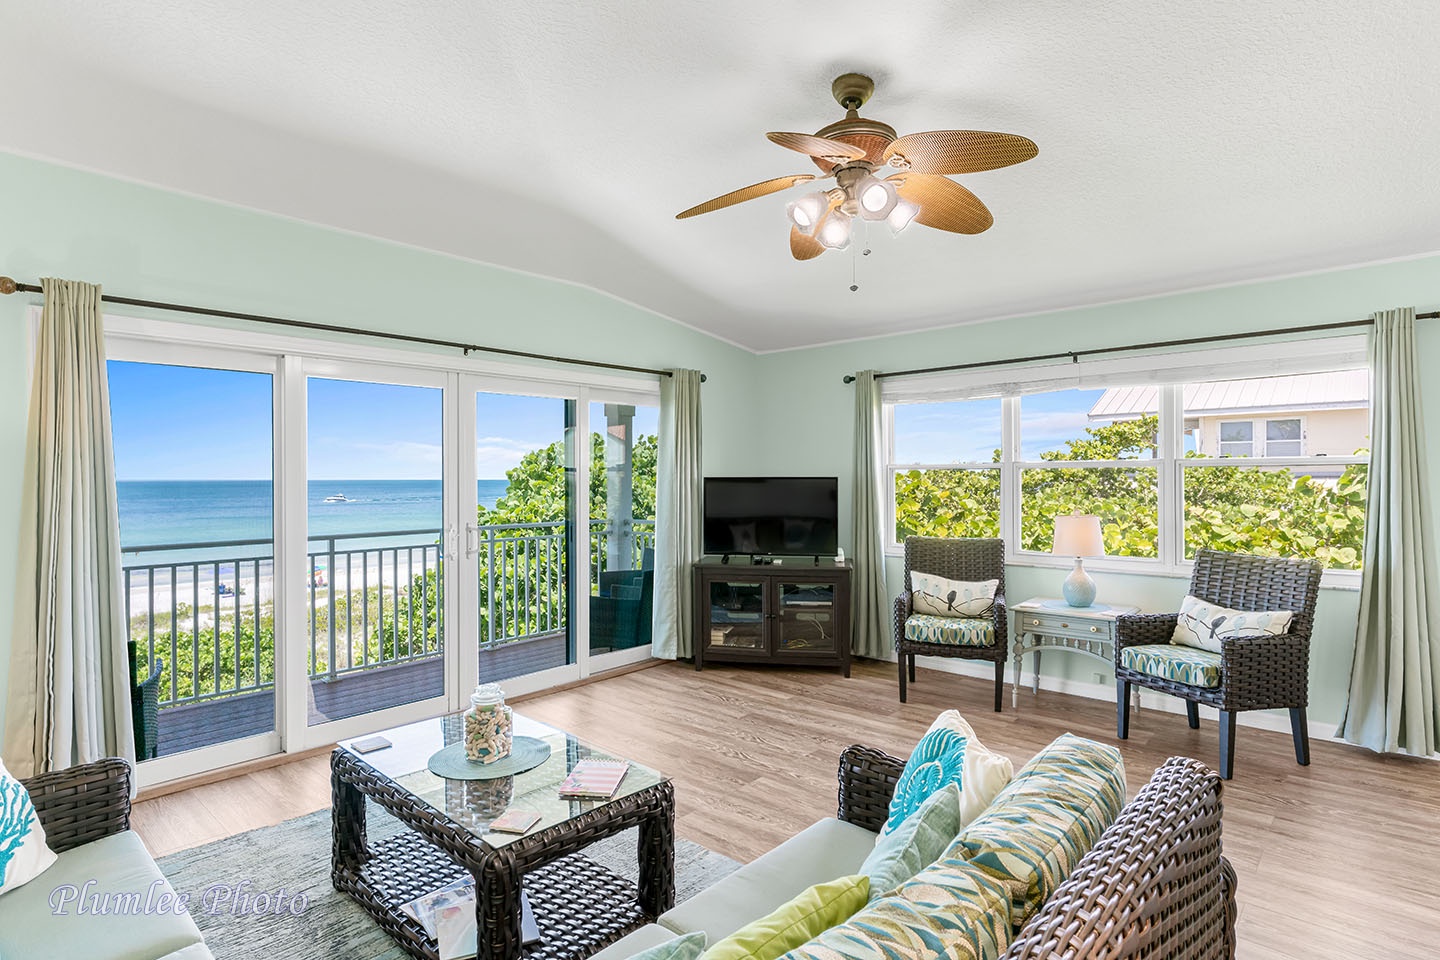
(323, 493, 349, 503)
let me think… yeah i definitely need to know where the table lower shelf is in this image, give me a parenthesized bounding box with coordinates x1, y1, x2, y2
(335, 830, 647, 960)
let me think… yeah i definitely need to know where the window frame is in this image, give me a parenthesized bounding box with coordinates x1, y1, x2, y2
(883, 359, 1366, 589)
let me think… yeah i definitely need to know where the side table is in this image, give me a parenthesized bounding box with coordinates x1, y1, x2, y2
(1009, 597, 1139, 708)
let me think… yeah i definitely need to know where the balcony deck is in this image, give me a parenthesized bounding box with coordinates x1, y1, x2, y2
(156, 630, 569, 757)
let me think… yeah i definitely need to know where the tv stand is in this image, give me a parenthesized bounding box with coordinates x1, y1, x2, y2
(693, 561, 851, 675)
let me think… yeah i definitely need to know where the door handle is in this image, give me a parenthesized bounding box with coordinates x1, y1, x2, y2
(445, 524, 459, 561)
(465, 523, 480, 558)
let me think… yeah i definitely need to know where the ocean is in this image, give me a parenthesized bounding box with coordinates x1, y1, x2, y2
(116, 479, 510, 551)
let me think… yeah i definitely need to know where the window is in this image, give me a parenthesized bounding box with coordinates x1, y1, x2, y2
(1017, 389, 1158, 558)
(888, 397, 1002, 542)
(1218, 420, 1254, 457)
(884, 346, 1369, 575)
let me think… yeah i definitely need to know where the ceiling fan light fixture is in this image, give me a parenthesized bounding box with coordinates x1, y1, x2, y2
(786, 191, 830, 231)
(887, 198, 919, 234)
(854, 175, 899, 220)
(816, 211, 853, 250)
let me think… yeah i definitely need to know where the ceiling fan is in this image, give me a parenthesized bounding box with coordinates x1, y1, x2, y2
(675, 73, 1037, 260)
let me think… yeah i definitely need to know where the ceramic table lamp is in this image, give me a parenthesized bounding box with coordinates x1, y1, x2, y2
(1053, 514, 1104, 607)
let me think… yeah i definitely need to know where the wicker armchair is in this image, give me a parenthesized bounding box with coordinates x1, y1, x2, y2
(894, 537, 1008, 711)
(1115, 549, 1322, 780)
(129, 640, 164, 761)
(836, 745, 1236, 959)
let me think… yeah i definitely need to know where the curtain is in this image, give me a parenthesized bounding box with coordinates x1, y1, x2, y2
(851, 371, 890, 659)
(4, 279, 134, 778)
(652, 369, 703, 660)
(1338, 308, 1440, 755)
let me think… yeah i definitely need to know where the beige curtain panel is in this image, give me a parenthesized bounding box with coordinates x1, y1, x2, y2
(1338, 307, 1440, 755)
(653, 369, 703, 660)
(4, 278, 135, 778)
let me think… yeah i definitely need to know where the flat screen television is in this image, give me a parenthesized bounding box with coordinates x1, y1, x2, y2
(703, 477, 839, 557)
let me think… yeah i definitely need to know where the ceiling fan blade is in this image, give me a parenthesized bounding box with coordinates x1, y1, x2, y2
(789, 225, 825, 260)
(675, 175, 817, 219)
(766, 132, 868, 163)
(893, 174, 994, 234)
(884, 130, 1038, 175)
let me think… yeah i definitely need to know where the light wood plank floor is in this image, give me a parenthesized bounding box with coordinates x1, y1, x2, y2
(133, 660, 1439, 959)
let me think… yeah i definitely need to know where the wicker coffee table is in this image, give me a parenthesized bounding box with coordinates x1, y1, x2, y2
(332, 713, 675, 960)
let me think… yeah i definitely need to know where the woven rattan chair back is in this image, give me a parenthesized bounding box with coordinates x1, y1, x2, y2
(1188, 549, 1321, 636)
(901, 536, 1005, 596)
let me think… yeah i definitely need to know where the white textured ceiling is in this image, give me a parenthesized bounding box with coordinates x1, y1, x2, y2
(3, 2, 1439, 351)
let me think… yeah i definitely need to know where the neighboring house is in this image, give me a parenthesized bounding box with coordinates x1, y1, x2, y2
(1089, 371, 1369, 467)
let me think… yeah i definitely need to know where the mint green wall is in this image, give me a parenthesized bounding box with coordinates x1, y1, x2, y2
(0, 152, 760, 724)
(757, 255, 1440, 728)
(4, 148, 1437, 734)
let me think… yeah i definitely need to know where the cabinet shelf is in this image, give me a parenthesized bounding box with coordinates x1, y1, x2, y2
(693, 562, 852, 675)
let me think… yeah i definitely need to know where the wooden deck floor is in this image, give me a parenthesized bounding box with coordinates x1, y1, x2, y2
(156, 632, 571, 756)
(136, 658, 1440, 960)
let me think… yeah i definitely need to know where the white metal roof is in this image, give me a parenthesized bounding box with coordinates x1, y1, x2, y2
(1089, 371, 1369, 420)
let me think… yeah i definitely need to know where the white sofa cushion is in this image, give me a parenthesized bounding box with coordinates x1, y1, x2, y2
(658, 818, 876, 944)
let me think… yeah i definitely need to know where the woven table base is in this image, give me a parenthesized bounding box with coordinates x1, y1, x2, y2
(339, 831, 646, 960)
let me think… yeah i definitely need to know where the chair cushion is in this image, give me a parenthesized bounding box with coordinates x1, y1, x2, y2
(910, 572, 999, 618)
(0, 830, 206, 960)
(703, 875, 869, 960)
(904, 614, 994, 647)
(659, 818, 877, 944)
(777, 857, 1012, 960)
(1171, 594, 1293, 652)
(1121, 643, 1223, 688)
(861, 783, 960, 900)
(945, 734, 1126, 932)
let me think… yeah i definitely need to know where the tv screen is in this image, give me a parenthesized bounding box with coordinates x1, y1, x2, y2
(703, 477, 839, 557)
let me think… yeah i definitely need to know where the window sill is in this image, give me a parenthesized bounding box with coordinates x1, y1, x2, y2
(882, 546, 1362, 592)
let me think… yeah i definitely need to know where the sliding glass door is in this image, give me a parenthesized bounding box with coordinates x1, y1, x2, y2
(462, 386, 580, 692)
(302, 366, 450, 733)
(106, 347, 282, 778)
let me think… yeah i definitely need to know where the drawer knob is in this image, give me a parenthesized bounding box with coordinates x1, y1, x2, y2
(1091, 626, 1099, 633)
(1060, 622, 1069, 629)
(1031, 619, 1040, 625)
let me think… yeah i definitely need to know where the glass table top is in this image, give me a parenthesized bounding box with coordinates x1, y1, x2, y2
(338, 712, 667, 848)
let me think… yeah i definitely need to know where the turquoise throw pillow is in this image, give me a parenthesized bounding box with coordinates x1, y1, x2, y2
(861, 781, 962, 900)
(885, 727, 967, 833)
(632, 931, 706, 960)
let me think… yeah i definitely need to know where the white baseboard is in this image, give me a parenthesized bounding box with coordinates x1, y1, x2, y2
(908, 655, 1343, 743)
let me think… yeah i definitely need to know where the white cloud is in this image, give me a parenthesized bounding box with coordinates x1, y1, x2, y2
(475, 436, 551, 479)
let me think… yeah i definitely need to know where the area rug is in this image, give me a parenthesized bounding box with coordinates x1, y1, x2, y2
(158, 806, 740, 959)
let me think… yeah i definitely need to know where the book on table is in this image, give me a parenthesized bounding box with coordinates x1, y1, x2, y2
(401, 879, 540, 959)
(557, 759, 630, 799)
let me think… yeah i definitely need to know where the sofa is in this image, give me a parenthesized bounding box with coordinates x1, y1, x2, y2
(594, 741, 1235, 960)
(2, 758, 214, 960)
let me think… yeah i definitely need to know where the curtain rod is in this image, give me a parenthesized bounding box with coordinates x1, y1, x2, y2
(0, 276, 704, 382)
(840, 312, 1439, 384)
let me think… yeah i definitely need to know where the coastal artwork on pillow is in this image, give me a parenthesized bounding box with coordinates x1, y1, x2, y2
(1171, 595, 1293, 653)
(0, 761, 58, 895)
(910, 573, 998, 618)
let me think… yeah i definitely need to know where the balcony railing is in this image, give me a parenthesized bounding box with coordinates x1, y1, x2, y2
(122, 518, 656, 712)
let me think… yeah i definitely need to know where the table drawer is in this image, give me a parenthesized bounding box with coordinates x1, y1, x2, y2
(1018, 612, 1110, 641)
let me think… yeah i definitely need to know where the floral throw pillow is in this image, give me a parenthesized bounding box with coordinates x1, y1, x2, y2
(0, 759, 57, 896)
(911, 572, 998, 619)
(1170, 595, 1293, 653)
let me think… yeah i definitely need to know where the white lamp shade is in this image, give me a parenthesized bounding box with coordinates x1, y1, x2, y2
(1052, 514, 1104, 557)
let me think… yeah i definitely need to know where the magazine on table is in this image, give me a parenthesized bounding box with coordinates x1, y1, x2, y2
(401, 880, 539, 958)
(557, 758, 630, 799)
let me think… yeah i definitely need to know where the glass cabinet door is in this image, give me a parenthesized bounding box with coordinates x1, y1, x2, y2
(706, 580, 766, 650)
(775, 582, 838, 654)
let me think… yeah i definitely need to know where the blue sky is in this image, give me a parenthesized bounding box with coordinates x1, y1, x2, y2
(893, 389, 1116, 463)
(108, 362, 659, 481)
